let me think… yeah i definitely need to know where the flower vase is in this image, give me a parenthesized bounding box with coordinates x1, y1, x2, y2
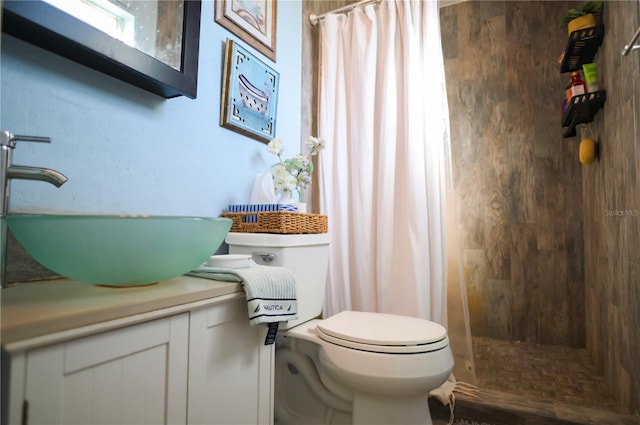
(279, 191, 295, 204)
(278, 191, 307, 213)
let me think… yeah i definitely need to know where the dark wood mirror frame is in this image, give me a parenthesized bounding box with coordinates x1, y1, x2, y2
(1, 0, 201, 99)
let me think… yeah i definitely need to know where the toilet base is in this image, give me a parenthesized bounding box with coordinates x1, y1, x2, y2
(353, 392, 432, 425)
(275, 342, 438, 425)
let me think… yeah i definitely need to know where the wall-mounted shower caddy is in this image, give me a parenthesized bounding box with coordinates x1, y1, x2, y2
(560, 25, 606, 138)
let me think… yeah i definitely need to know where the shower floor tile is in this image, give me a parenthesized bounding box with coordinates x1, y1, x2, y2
(471, 336, 619, 411)
(428, 337, 640, 424)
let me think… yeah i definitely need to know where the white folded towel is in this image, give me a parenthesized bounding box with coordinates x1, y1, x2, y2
(188, 264, 298, 326)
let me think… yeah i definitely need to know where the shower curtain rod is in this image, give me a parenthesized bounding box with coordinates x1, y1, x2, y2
(309, 0, 380, 25)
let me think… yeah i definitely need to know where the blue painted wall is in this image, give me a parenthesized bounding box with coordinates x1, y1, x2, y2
(0, 0, 302, 216)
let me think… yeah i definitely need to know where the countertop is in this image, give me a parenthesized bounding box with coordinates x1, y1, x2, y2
(0, 276, 243, 349)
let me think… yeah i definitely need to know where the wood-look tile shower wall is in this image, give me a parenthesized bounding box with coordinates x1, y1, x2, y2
(440, 1, 586, 347)
(583, 1, 640, 415)
(441, 0, 640, 414)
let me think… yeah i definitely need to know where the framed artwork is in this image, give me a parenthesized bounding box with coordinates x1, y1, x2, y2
(220, 38, 279, 143)
(215, 0, 277, 61)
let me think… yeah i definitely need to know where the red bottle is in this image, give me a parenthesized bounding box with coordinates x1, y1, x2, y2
(569, 71, 586, 98)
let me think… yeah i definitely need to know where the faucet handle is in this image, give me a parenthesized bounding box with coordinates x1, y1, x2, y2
(1, 131, 51, 149)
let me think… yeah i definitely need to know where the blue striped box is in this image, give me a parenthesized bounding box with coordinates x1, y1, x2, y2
(228, 203, 298, 223)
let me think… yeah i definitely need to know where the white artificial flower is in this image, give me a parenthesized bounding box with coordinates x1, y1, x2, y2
(267, 138, 284, 155)
(305, 136, 326, 155)
(295, 154, 309, 168)
(272, 163, 289, 179)
(304, 136, 319, 149)
(268, 135, 326, 196)
(273, 173, 296, 193)
(297, 171, 311, 189)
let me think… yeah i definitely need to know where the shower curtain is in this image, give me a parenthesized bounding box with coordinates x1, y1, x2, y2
(317, 0, 451, 326)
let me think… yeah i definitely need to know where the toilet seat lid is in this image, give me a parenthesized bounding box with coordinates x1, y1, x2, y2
(316, 311, 448, 354)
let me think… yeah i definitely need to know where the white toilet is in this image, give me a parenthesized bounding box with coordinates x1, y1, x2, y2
(226, 232, 453, 425)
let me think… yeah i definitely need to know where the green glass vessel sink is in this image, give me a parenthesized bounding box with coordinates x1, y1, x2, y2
(6, 214, 232, 286)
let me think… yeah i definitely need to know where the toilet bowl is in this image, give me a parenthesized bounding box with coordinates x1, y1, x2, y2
(225, 232, 453, 425)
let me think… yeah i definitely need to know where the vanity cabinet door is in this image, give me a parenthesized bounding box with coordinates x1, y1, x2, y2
(22, 313, 189, 425)
(188, 299, 274, 425)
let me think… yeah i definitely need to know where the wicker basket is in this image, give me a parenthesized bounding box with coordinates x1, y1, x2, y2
(221, 211, 328, 234)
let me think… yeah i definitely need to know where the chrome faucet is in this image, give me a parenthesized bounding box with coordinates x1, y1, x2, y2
(1, 131, 68, 287)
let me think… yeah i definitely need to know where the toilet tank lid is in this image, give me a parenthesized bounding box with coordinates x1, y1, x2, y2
(317, 311, 447, 346)
(225, 232, 331, 247)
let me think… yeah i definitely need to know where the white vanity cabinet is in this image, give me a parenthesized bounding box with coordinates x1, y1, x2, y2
(1, 278, 275, 425)
(187, 299, 274, 425)
(9, 314, 190, 425)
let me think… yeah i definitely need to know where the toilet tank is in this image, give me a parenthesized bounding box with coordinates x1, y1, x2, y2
(225, 232, 330, 330)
